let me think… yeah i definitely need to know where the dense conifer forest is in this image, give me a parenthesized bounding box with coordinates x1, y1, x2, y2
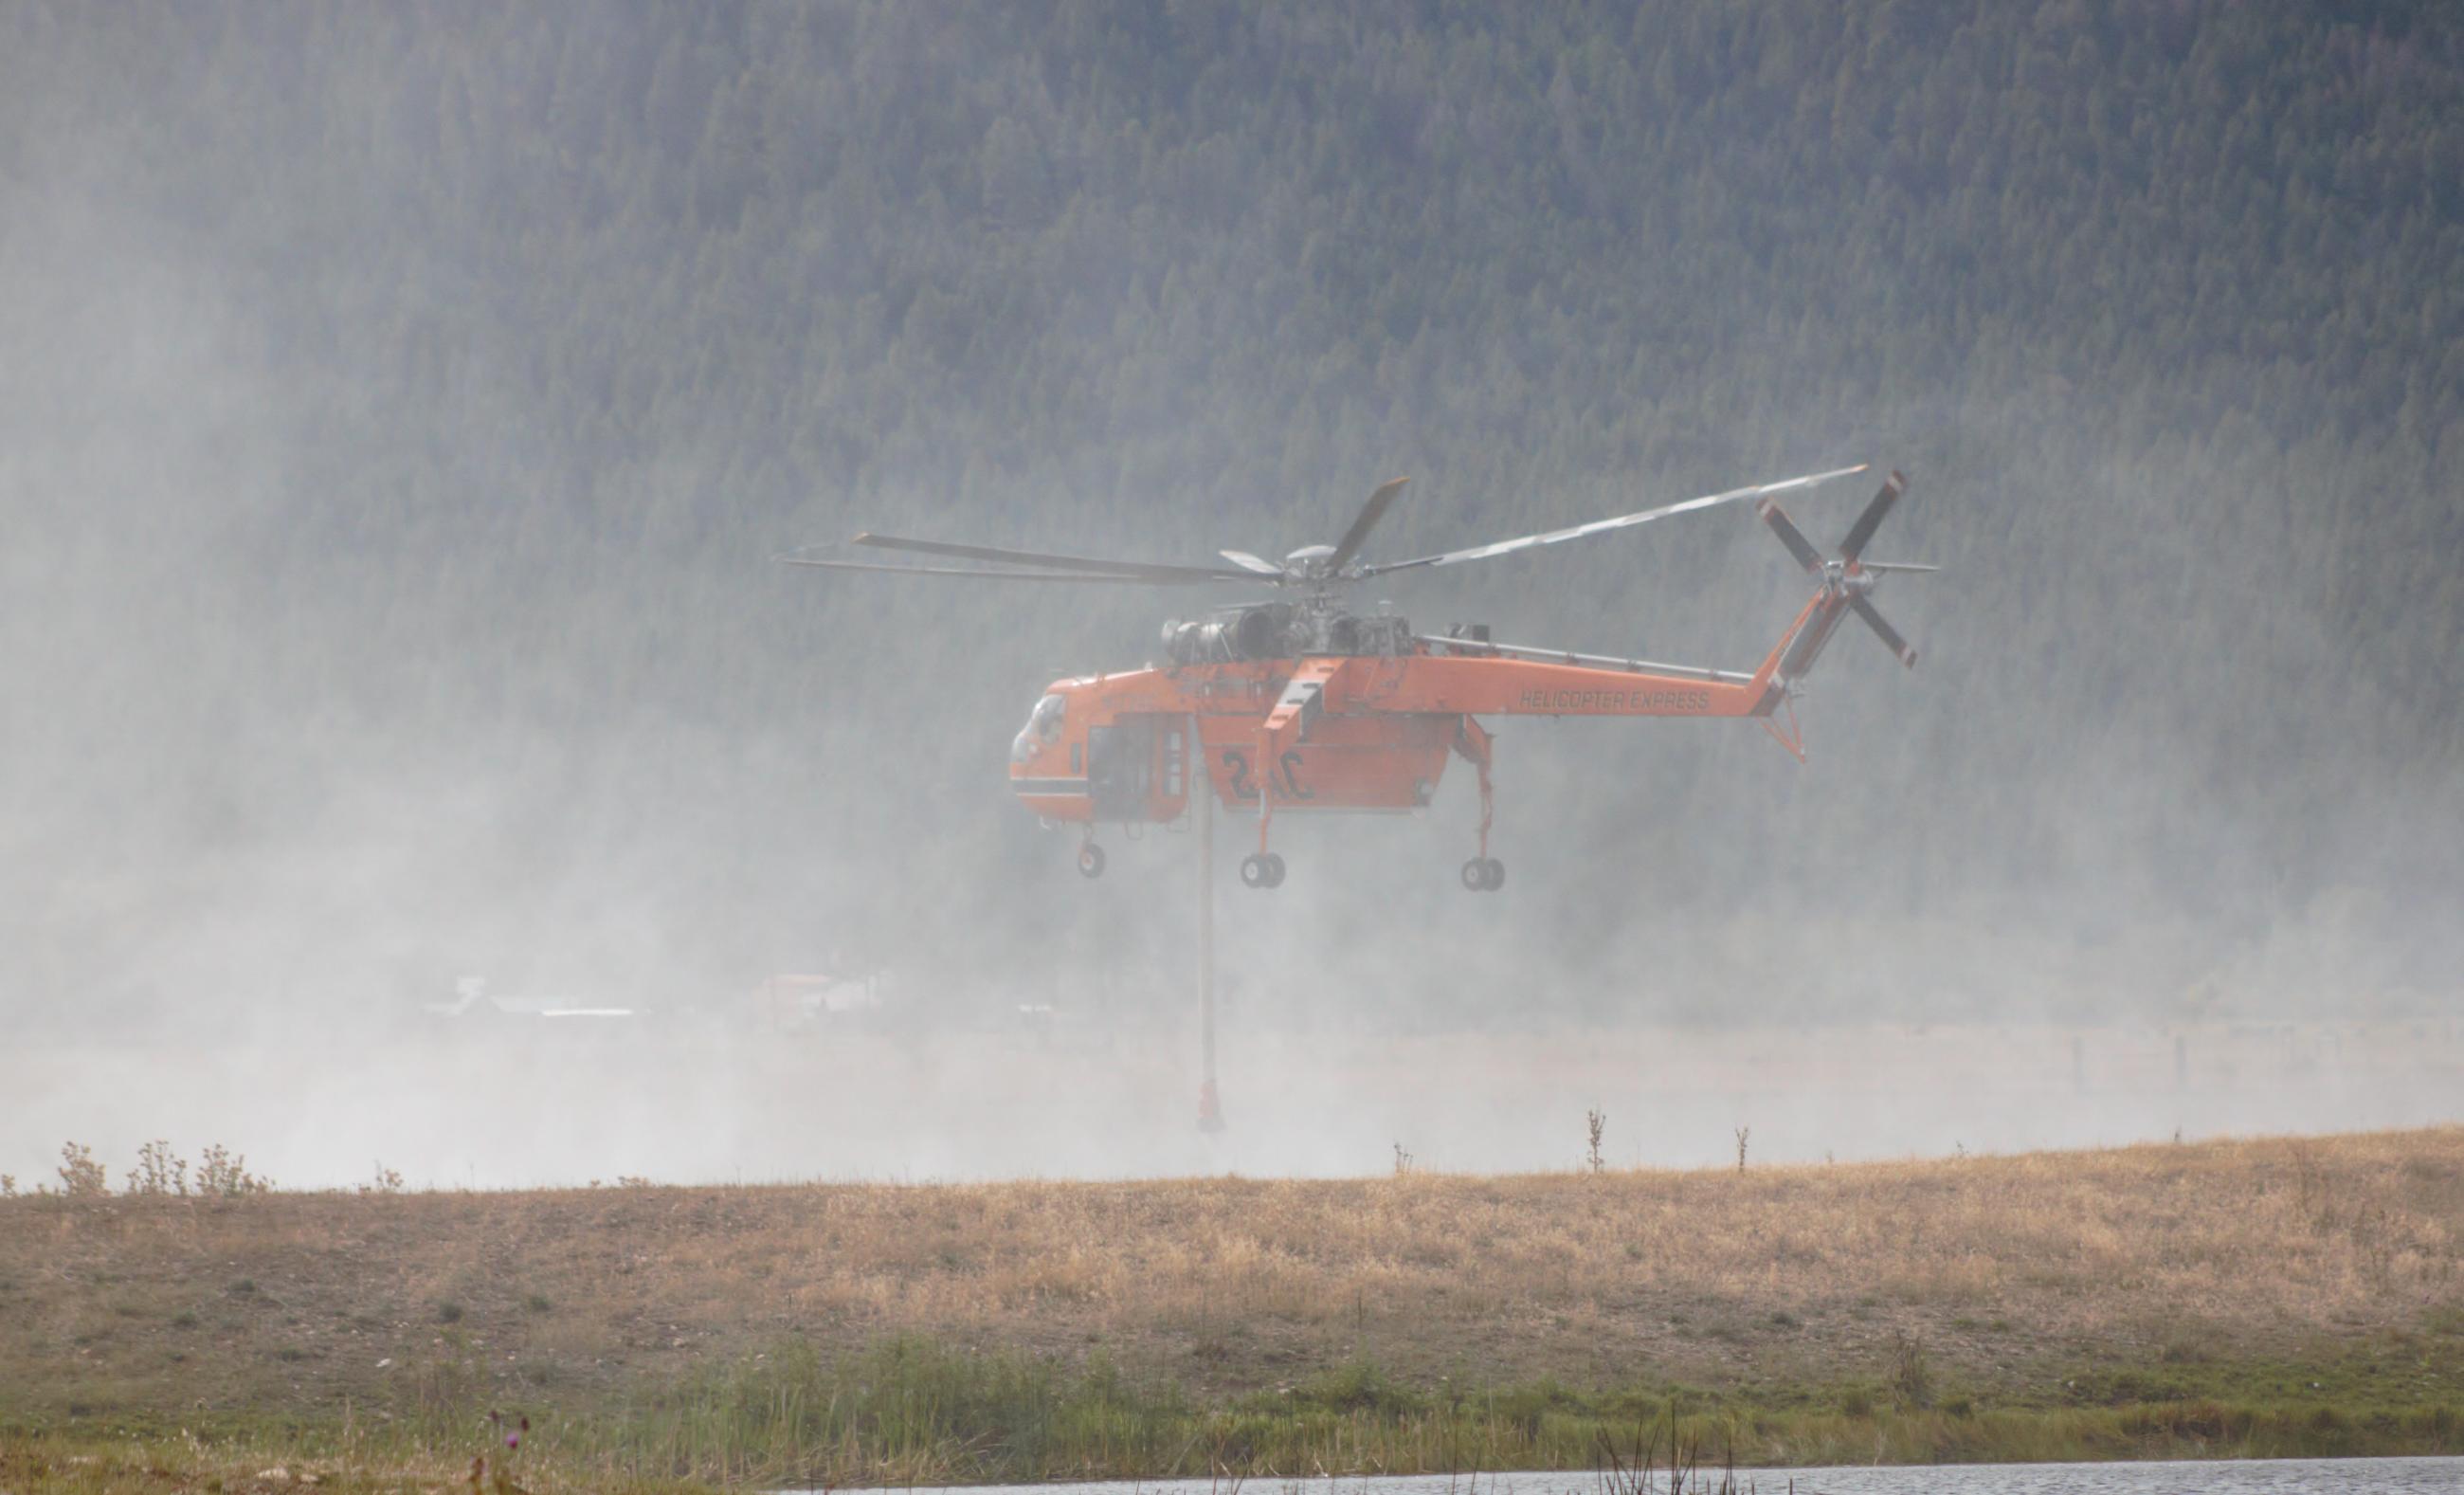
(3, 2, 2458, 1030)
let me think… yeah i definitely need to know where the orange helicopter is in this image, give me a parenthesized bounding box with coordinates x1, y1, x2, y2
(787, 465, 1930, 891)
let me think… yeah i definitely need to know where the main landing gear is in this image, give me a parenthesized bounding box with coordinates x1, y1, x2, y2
(1240, 851, 1287, 889)
(1077, 841, 1107, 878)
(1451, 718, 1503, 893)
(1233, 715, 1503, 894)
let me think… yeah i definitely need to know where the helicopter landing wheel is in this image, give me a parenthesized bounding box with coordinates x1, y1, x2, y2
(1077, 843, 1106, 879)
(1461, 856, 1504, 892)
(1241, 851, 1286, 890)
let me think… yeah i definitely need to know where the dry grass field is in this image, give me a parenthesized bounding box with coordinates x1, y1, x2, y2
(4, 1127, 2461, 1485)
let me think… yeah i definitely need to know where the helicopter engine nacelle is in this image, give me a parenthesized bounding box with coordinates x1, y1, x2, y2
(1162, 607, 1285, 665)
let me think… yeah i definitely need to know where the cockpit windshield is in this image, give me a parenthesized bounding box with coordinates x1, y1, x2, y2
(1010, 693, 1066, 762)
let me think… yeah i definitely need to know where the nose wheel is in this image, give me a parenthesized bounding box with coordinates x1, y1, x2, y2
(1459, 856, 1504, 892)
(1077, 842, 1106, 879)
(1240, 851, 1286, 889)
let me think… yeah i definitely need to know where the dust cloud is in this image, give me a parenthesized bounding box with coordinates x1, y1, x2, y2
(3, 6, 2458, 1191)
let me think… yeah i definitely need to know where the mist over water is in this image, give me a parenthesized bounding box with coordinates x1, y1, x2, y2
(8, 1020, 2462, 1191)
(4, 5, 2459, 1191)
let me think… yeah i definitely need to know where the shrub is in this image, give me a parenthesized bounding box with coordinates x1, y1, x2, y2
(127, 1139, 188, 1196)
(56, 1142, 108, 1197)
(1888, 1331, 1933, 1409)
(1295, 1359, 1421, 1416)
(195, 1144, 271, 1197)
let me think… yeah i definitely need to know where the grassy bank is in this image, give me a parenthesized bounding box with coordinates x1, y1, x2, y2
(4, 1130, 2461, 1486)
(6, 1340, 2461, 1492)
(507, 1337, 2464, 1479)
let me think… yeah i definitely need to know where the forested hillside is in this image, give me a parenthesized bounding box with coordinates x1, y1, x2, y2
(3, 1, 2458, 1031)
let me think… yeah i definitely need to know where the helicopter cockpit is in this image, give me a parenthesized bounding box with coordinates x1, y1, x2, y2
(1011, 692, 1065, 763)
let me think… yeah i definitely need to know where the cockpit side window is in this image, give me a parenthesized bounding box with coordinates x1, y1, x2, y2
(1012, 693, 1067, 763)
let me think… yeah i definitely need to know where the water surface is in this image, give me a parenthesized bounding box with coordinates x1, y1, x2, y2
(819, 1458, 2464, 1495)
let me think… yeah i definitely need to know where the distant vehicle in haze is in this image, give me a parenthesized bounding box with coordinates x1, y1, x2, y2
(425, 976, 641, 1023)
(787, 465, 1931, 890)
(752, 970, 884, 1033)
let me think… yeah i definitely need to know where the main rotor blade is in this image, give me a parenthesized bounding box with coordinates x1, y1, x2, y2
(1855, 560, 1939, 574)
(1219, 548, 1286, 577)
(1849, 593, 1919, 667)
(1326, 476, 1410, 574)
(780, 555, 1228, 585)
(1362, 465, 1867, 576)
(853, 533, 1255, 584)
(1837, 470, 1906, 563)
(1756, 499, 1827, 574)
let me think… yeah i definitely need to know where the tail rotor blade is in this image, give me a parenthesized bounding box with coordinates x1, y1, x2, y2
(1837, 470, 1907, 564)
(1849, 593, 1918, 668)
(1757, 499, 1826, 574)
(1779, 600, 1845, 679)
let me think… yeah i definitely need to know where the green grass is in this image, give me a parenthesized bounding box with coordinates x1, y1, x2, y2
(9, 1336, 2457, 1491)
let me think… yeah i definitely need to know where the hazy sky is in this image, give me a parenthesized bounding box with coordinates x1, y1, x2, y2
(3, 4, 2456, 1187)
